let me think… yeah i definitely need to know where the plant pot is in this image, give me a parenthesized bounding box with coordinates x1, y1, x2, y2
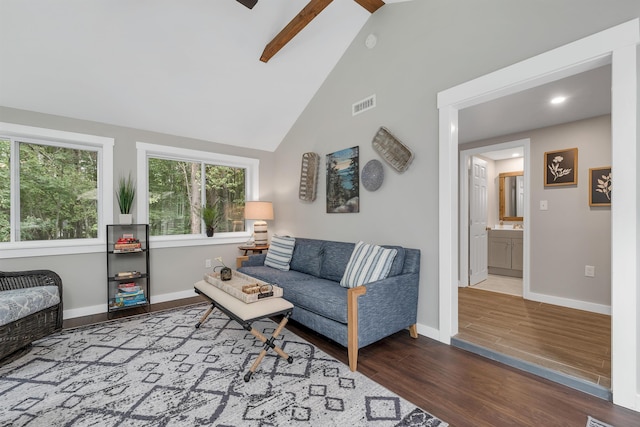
(119, 214, 133, 225)
(206, 227, 214, 237)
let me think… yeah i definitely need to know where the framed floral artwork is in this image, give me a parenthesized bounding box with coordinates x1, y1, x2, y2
(544, 148, 578, 187)
(589, 166, 611, 207)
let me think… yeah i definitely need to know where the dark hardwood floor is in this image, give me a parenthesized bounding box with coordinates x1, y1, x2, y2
(63, 297, 640, 427)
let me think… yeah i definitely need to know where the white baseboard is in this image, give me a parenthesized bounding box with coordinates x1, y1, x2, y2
(526, 291, 611, 315)
(416, 322, 440, 341)
(63, 303, 105, 320)
(63, 289, 200, 320)
(150, 289, 199, 304)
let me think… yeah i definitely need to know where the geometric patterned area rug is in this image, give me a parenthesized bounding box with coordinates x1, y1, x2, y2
(0, 304, 447, 426)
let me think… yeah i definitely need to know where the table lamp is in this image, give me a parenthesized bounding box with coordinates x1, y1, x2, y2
(244, 201, 274, 246)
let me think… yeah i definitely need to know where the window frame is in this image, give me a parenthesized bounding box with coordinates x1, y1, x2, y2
(0, 122, 114, 259)
(136, 142, 258, 249)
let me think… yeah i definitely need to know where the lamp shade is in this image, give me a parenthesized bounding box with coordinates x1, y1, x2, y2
(244, 201, 274, 221)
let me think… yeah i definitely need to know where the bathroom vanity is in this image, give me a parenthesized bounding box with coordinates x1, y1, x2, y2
(488, 229, 523, 277)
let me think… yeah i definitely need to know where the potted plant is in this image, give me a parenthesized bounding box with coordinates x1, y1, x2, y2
(201, 204, 221, 237)
(116, 173, 136, 224)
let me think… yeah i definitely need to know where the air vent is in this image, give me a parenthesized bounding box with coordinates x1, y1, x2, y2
(352, 94, 376, 116)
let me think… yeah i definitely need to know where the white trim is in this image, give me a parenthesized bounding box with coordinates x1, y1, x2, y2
(149, 233, 250, 249)
(610, 42, 638, 410)
(63, 289, 200, 320)
(416, 322, 440, 342)
(135, 141, 259, 243)
(0, 122, 114, 258)
(527, 291, 611, 315)
(437, 19, 639, 410)
(149, 289, 199, 304)
(438, 106, 458, 344)
(63, 303, 106, 320)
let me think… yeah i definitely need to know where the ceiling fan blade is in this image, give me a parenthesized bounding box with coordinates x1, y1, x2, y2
(237, 0, 258, 9)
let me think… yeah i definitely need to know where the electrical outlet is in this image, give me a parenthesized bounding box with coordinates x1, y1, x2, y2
(585, 265, 595, 277)
(205, 259, 212, 268)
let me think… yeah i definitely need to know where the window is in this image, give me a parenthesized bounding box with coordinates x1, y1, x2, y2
(137, 142, 258, 245)
(0, 122, 114, 258)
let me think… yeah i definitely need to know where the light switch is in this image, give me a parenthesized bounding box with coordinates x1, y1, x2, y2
(540, 200, 548, 210)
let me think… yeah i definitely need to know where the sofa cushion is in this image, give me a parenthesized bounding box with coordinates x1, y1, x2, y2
(383, 246, 406, 277)
(264, 235, 296, 271)
(238, 266, 317, 286)
(340, 241, 398, 288)
(289, 238, 324, 277)
(278, 278, 349, 324)
(0, 286, 60, 327)
(319, 241, 355, 282)
(238, 266, 348, 324)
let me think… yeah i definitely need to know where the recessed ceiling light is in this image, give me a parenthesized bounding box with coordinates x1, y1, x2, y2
(512, 153, 519, 158)
(550, 96, 567, 105)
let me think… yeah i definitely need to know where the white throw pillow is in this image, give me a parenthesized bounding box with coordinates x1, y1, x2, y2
(340, 241, 398, 288)
(264, 235, 296, 271)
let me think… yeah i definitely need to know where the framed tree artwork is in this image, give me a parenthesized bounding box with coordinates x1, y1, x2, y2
(544, 147, 578, 187)
(589, 166, 612, 207)
(326, 146, 359, 213)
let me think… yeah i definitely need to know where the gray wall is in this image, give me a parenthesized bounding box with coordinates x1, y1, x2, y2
(0, 106, 276, 314)
(464, 115, 612, 306)
(272, 1, 639, 331)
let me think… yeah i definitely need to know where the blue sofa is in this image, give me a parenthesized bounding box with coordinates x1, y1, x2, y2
(238, 237, 420, 371)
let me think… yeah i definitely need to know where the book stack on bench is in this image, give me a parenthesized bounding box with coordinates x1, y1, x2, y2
(203, 270, 282, 304)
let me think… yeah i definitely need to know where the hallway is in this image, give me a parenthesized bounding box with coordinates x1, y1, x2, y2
(456, 287, 611, 389)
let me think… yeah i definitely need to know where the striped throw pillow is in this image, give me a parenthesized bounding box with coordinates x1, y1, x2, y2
(340, 241, 398, 288)
(264, 235, 296, 271)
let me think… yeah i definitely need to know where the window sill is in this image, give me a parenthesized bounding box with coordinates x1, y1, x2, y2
(150, 232, 252, 249)
(0, 240, 106, 259)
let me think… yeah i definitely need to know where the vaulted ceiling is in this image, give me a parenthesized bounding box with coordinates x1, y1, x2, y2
(0, 0, 407, 152)
(1, 0, 612, 152)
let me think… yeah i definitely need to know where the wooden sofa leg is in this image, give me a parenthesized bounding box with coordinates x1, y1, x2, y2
(347, 286, 367, 372)
(409, 324, 418, 338)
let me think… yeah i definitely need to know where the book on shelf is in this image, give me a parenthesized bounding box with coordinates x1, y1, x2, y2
(115, 271, 141, 279)
(113, 290, 146, 307)
(117, 284, 142, 293)
(115, 289, 144, 297)
(114, 236, 142, 252)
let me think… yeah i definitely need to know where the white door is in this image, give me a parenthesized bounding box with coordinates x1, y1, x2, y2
(469, 156, 488, 285)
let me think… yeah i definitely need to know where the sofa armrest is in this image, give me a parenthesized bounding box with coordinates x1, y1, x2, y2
(359, 273, 419, 332)
(241, 254, 267, 267)
(345, 272, 419, 371)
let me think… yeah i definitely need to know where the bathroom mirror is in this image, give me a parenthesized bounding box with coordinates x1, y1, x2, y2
(499, 171, 524, 221)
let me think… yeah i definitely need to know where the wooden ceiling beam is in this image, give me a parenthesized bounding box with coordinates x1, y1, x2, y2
(353, 0, 385, 13)
(260, 0, 334, 63)
(259, 0, 385, 63)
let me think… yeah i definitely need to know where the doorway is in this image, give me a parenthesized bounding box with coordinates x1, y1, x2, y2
(459, 139, 530, 297)
(437, 20, 639, 409)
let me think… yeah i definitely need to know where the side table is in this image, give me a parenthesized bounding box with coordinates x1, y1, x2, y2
(238, 244, 269, 255)
(237, 244, 269, 268)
